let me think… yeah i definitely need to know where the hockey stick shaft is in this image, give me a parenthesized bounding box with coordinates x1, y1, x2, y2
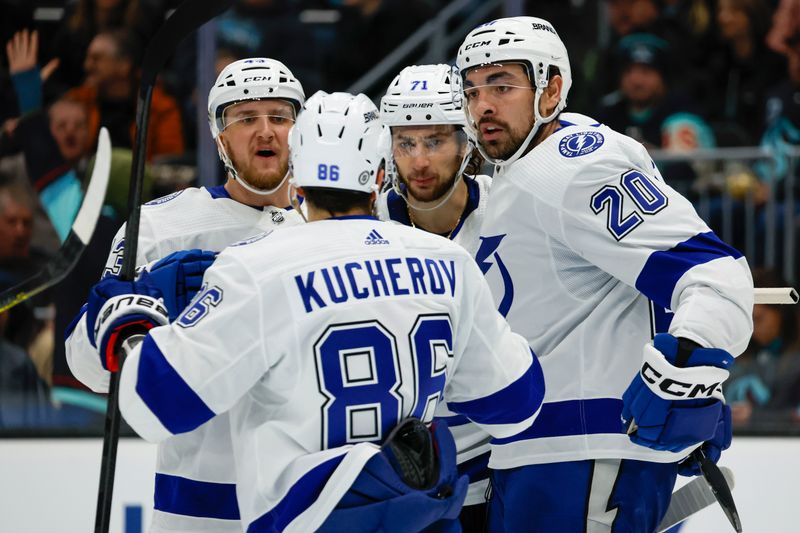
(0, 128, 111, 313)
(657, 466, 735, 532)
(754, 287, 798, 304)
(94, 2, 234, 532)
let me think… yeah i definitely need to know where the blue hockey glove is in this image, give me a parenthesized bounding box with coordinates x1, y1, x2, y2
(138, 249, 218, 320)
(86, 275, 168, 371)
(318, 419, 468, 533)
(621, 333, 734, 453)
(677, 403, 732, 477)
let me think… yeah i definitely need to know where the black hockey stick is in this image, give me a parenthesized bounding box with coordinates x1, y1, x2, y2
(0, 128, 111, 313)
(657, 466, 735, 532)
(94, 2, 233, 532)
(691, 449, 742, 532)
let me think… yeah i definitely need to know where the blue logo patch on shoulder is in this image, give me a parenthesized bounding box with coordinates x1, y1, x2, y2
(145, 190, 184, 205)
(558, 131, 604, 158)
(232, 231, 272, 247)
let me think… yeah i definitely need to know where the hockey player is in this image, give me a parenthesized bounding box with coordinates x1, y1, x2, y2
(65, 58, 306, 532)
(86, 91, 546, 532)
(456, 17, 753, 532)
(378, 63, 493, 529)
(378, 64, 488, 255)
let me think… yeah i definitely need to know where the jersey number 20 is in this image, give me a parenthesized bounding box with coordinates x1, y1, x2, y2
(314, 315, 452, 450)
(590, 170, 668, 240)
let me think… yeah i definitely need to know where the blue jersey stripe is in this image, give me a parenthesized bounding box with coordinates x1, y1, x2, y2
(154, 473, 240, 520)
(64, 303, 88, 340)
(135, 336, 215, 434)
(247, 454, 344, 532)
(636, 231, 743, 309)
(434, 414, 471, 427)
(458, 451, 490, 483)
(492, 398, 624, 444)
(448, 352, 544, 426)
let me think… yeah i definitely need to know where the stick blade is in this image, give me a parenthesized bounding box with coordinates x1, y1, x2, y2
(74, 127, 112, 243)
(658, 467, 735, 532)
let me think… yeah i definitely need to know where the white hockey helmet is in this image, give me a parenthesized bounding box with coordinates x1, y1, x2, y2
(208, 57, 305, 139)
(456, 17, 571, 165)
(289, 91, 389, 194)
(380, 64, 465, 127)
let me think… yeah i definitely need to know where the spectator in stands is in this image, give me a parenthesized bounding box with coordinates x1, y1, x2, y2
(702, 0, 785, 145)
(726, 269, 800, 429)
(0, 179, 33, 265)
(216, 0, 321, 93)
(66, 29, 185, 162)
(0, 298, 53, 429)
(323, 0, 436, 91)
(49, 0, 163, 92)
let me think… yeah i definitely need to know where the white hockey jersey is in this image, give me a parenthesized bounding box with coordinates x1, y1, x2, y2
(377, 174, 493, 505)
(376, 174, 492, 257)
(477, 113, 753, 468)
(65, 185, 303, 532)
(116, 217, 544, 532)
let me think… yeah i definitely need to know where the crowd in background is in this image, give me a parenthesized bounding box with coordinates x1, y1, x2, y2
(1, 0, 800, 433)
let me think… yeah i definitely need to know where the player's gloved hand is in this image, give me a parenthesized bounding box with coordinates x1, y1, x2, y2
(621, 333, 734, 453)
(318, 419, 468, 533)
(138, 249, 218, 320)
(86, 275, 168, 372)
(677, 403, 732, 477)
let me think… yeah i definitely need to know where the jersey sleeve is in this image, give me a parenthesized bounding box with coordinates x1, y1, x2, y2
(538, 146, 753, 356)
(64, 218, 160, 393)
(444, 258, 545, 439)
(118, 250, 268, 442)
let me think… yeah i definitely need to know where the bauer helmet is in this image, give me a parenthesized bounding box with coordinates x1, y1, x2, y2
(289, 91, 390, 194)
(380, 64, 474, 210)
(456, 17, 571, 166)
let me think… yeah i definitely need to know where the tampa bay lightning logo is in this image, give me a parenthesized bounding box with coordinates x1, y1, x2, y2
(475, 235, 514, 317)
(559, 131, 604, 158)
(145, 190, 184, 205)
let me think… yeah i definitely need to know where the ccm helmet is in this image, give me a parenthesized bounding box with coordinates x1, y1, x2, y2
(456, 17, 571, 165)
(208, 58, 305, 194)
(289, 91, 389, 194)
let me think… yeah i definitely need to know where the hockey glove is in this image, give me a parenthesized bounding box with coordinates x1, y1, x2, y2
(621, 333, 734, 453)
(86, 275, 168, 371)
(318, 419, 468, 533)
(138, 249, 218, 321)
(677, 403, 732, 477)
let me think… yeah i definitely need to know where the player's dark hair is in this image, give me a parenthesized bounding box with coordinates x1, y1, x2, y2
(302, 187, 372, 214)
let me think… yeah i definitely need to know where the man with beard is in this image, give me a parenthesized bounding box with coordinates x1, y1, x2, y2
(377, 64, 492, 531)
(65, 58, 306, 532)
(456, 17, 754, 532)
(377, 64, 488, 257)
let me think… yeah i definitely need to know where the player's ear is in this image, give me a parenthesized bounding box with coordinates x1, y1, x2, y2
(541, 74, 563, 116)
(376, 167, 385, 190)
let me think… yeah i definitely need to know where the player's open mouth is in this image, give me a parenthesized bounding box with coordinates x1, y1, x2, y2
(256, 149, 276, 158)
(480, 124, 503, 140)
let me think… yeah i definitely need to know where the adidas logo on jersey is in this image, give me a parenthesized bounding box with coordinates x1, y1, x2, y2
(365, 229, 389, 245)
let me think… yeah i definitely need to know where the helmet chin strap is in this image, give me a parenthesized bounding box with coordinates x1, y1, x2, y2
(469, 88, 560, 168)
(216, 137, 290, 196)
(391, 141, 473, 213)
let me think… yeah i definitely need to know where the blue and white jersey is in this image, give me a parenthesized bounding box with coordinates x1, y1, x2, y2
(377, 174, 493, 505)
(117, 217, 544, 532)
(376, 174, 491, 257)
(65, 184, 303, 532)
(478, 113, 753, 468)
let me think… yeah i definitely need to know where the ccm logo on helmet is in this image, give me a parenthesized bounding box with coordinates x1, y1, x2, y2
(244, 76, 270, 83)
(641, 362, 722, 398)
(464, 40, 491, 50)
